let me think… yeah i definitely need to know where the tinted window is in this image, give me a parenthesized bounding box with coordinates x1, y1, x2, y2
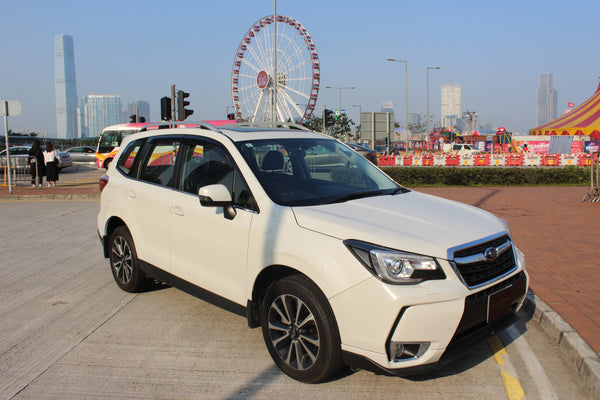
(116, 139, 145, 177)
(179, 141, 257, 211)
(139, 140, 181, 187)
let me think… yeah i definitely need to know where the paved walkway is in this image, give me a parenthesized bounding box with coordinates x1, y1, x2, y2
(1, 182, 599, 356)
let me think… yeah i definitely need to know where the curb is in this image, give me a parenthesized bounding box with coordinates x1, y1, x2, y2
(0, 193, 99, 201)
(523, 290, 600, 398)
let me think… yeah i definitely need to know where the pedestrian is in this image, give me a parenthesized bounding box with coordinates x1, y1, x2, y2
(28, 139, 46, 188)
(43, 142, 61, 187)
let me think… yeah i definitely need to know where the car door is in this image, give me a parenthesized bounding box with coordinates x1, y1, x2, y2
(123, 137, 182, 271)
(167, 139, 256, 305)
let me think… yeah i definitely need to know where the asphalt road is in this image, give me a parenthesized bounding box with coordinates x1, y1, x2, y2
(0, 201, 594, 400)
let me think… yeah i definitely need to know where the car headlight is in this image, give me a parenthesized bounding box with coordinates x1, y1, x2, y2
(344, 240, 445, 284)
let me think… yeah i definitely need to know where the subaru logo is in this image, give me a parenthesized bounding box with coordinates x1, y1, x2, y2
(484, 247, 498, 261)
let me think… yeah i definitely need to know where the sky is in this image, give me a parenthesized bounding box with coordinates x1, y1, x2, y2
(1, 0, 599, 137)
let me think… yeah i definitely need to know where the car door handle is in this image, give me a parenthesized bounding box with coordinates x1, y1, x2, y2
(169, 206, 184, 216)
(127, 190, 136, 199)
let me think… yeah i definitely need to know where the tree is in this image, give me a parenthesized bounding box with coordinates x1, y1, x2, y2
(330, 114, 355, 141)
(303, 116, 324, 133)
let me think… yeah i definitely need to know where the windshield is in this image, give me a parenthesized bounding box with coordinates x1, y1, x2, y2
(237, 138, 405, 206)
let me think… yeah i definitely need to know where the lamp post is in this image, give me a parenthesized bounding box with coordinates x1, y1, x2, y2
(426, 66, 440, 147)
(325, 86, 355, 141)
(352, 104, 362, 142)
(386, 58, 408, 135)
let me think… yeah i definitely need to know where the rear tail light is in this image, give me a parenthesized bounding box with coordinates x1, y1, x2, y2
(99, 175, 109, 192)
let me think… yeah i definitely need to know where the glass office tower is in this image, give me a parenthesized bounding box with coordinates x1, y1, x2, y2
(537, 74, 558, 126)
(55, 35, 79, 138)
(84, 95, 124, 138)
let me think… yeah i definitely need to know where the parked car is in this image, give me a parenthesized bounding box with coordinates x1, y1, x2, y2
(442, 143, 480, 155)
(345, 143, 378, 165)
(0, 146, 72, 171)
(66, 146, 97, 163)
(97, 122, 527, 383)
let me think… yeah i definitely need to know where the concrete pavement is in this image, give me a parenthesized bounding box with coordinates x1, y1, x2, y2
(1, 180, 599, 397)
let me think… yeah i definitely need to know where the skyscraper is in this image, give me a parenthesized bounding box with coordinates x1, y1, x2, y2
(441, 84, 462, 129)
(55, 34, 79, 138)
(537, 74, 558, 126)
(84, 95, 124, 137)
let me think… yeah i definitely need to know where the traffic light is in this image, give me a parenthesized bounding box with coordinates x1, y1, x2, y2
(129, 115, 137, 123)
(324, 109, 335, 127)
(227, 113, 235, 120)
(160, 96, 172, 121)
(177, 90, 194, 121)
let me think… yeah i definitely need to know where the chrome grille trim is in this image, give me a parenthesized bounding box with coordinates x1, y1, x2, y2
(448, 234, 518, 289)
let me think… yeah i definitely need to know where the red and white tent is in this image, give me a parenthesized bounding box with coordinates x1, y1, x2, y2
(530, 82, 600, 140)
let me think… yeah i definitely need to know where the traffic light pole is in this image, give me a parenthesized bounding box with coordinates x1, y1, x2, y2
(171, 85, 176, 123)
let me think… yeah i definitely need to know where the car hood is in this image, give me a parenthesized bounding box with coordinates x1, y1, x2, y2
(291, 191, 505, 260)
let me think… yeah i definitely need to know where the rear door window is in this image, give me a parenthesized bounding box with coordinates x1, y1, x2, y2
(138, 139, 181, 187)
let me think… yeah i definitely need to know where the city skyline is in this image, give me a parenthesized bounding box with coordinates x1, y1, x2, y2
(1, 0, 599, 137)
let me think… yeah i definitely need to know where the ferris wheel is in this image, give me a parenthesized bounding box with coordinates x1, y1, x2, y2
(231, 15, 320, 123)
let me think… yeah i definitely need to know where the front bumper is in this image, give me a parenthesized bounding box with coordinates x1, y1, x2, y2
(330, 267, 528, 376)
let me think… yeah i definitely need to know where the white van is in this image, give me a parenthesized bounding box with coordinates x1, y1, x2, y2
(443, 143, 480, 155)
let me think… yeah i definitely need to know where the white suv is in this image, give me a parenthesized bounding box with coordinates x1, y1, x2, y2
(97, 122, 528, 383)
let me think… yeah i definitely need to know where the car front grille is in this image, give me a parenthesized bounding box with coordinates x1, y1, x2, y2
(451, 235, 516, 288)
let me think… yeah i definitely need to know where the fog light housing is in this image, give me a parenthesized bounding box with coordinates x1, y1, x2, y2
(388, 342, 430, 362)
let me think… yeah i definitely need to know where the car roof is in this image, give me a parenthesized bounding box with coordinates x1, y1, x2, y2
(131, 123, 332, 144)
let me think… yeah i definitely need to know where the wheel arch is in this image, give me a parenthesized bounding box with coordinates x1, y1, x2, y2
(102, 216, 127, 258)
(246, 264, 305, 329)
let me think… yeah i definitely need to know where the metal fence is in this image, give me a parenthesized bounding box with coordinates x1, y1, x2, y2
(0, 156, 39, 186)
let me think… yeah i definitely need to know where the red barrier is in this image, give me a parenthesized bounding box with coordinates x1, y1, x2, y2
(445, 155, 460, 166)
(505, 154, 523, 166)
(541, 154, 560, 166)
(422, 155, 434, 166)
(378, 155, 395, 166)
(402, 156, 412, 166)
(474, 154, 490, 166)
(578, 153, 592, 166)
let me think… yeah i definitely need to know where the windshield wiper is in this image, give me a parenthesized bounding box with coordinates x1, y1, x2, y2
(330, 190, 384, 203)
(392, 186, 410, 195)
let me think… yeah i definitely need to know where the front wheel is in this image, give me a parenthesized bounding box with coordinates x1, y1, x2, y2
(108, 226, 150, 292)
(261, 274, 344, 383)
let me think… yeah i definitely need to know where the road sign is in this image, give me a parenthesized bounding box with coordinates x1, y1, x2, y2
(1, 100, 22, 116)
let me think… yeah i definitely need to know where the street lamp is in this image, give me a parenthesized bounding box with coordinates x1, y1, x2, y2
(386, 58, 408, 135)
(325, 86, 355, 116)
(325, 86, 355, 141)
(352, 104, 362, 142)
(426, 66, 440, 145)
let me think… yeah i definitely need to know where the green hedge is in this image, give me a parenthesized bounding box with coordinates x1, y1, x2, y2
(380, 166, 591, 187)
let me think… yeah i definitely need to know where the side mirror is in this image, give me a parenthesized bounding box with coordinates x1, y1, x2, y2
(198, 184, 236, 220)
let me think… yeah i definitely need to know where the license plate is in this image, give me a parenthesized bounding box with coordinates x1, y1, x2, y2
(487, 277, 526, 322)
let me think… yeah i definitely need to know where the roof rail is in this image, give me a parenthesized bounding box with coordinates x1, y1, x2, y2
(220, 121, 311, 131)
(138, 121, 222, 133)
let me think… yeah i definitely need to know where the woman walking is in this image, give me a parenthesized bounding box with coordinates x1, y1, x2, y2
(28, 140, 46, 188)
(43, 142, 61, 187)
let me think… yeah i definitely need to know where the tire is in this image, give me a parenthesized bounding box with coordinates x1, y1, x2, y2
(104, 158, 112, 170)
(261, 274, 344, 383)
(108, 226, 149, 292)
